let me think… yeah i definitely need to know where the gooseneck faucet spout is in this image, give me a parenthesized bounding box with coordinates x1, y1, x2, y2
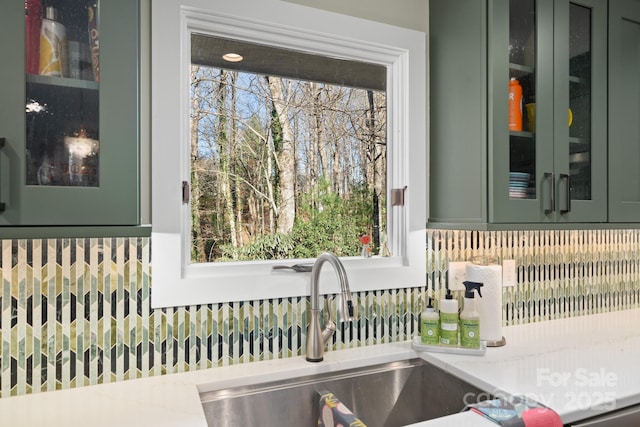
(306, 252, 354, 362)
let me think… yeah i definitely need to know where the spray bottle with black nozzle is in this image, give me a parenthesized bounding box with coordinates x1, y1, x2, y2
(460, 281, 484, 349)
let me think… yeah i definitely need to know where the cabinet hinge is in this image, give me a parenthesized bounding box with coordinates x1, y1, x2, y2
(182, 181, 189, 204)
(391, 186, 407, 206)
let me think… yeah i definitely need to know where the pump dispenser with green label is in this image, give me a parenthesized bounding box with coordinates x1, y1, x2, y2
(420, 297, 440, 344)
(439, 289, 458, 346)
(460, 281, 484, 349)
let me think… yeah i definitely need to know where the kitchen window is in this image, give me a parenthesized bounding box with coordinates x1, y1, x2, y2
(189, 35, 388, 263)
(151, 0, 426, 308)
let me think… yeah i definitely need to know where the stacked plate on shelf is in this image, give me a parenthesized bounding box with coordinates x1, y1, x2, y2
(509, 172, 530, 199)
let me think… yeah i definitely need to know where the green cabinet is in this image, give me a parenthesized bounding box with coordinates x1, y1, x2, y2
(0, 0, 140, 228)
(430, 0, 609, 226)
(609, 0, 640, 222)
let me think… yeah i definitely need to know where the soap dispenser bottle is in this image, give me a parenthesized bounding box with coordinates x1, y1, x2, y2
(460, 281, 484, 349)
(439, 289, 458, 346)
(420, 297, 440, 345)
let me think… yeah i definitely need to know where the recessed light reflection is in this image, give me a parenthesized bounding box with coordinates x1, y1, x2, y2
(222, 53, 243, 62)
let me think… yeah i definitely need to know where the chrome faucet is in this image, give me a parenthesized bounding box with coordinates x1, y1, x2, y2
(306, 252, 355, 362)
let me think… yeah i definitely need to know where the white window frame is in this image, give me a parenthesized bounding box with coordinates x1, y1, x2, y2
(151, 0, 426, 308)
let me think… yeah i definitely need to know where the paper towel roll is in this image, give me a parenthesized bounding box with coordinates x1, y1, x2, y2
(465, 263, 503, 342)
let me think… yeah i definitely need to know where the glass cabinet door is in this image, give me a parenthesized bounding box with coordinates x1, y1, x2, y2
(567, 3, 592, 202)
(491, 0, 606, 223)
(508, 0, 537, 202)
(491, 0, 554, 223)
(26, 0, 100, 188)
(0, 0, 139, 227)
(553, 0, 607, 222)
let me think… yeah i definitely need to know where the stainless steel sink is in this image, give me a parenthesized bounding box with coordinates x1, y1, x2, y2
(199, 358, 486, 427)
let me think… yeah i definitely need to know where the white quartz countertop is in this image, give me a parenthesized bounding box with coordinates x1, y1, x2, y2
(1, 308, 639, 427)
(420, 307, 640, 424)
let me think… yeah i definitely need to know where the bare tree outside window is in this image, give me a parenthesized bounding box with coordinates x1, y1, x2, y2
(189, 39, 387, 263)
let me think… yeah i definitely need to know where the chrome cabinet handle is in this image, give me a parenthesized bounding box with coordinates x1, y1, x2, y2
(560, 173, 571, 214)
(544, 172, 555, 214)
(0, 137, 5, 212)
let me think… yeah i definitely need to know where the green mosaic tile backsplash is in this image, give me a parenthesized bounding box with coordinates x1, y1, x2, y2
(1, 229, 639, 397)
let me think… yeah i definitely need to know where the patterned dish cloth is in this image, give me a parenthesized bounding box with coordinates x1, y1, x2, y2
(317, 390, 367, 427)
(465, 394, 563, 427)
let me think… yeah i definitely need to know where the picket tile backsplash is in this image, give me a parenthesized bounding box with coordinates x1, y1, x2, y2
(1, 229, 638, 397)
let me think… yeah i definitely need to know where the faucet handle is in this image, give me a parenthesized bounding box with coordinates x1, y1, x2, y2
(321, 296, 337, 344)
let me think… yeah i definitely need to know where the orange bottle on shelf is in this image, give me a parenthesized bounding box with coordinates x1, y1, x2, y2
(508, 77, 523, 131)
